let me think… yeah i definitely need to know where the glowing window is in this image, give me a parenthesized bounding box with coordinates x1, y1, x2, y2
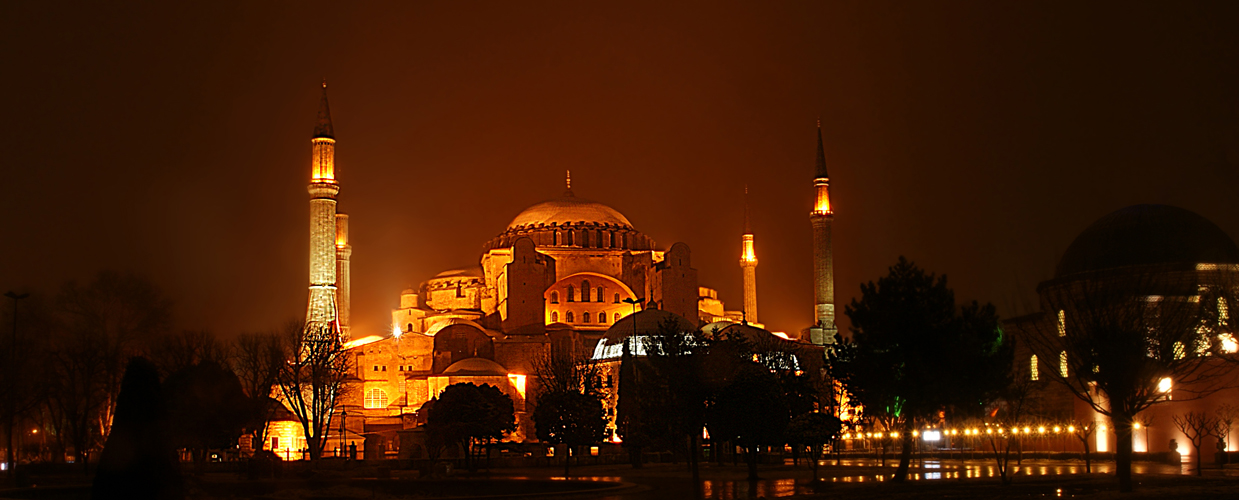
(551, 311, 558, 323)
(582, 281, 591, 301)
(1059, 351, 1068, 378)
(614, 293, 621, 304)
(600, 313, 607, 324)
(566, 311, 575, 323)
(597, 287, 604, 302)
(583, 312, 591, 323)
(1221, 333, 1238, 353)
(550, 292, 559, 304)
(364, 388, 388, 409)
(614, 313, 620, 323)
(1057, 310, 1066, 337)
(567, 286, 575, 302)
(1220, 297, 1230, 326)
(1173, 342, 1186, 360)
(1030, 355, 1040, 381)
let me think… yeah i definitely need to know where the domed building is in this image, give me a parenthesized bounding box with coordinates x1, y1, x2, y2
(339, 178, 768, 452)
(1007, 204, 1239, 460)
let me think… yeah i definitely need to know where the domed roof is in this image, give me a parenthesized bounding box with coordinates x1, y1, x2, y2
(599, 309, 698, 347)
(507, 190, 633, 230)
(443, 357, 508, 376)
(1056, 204, 1239, 278)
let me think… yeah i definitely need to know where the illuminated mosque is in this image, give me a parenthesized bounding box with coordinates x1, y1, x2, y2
(270, 85, 838, 457)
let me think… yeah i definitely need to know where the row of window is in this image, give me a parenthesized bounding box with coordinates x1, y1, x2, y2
(551, 311, 621, 324)
(365, 388, 388, 409)
(552, 229, 629, 248)
(550, 282, 622, 304)
(1029, 352, 1068, 381)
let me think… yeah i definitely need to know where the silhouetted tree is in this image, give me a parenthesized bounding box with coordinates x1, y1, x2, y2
(708, 362, 789, 481)
(92, 357, 183, 500)
(641, 318, 708, 482)
(150, 330, 231, 377)
(1173, 411, 1218, 476)
(829, 257, 1011, 482)
(163, 361, 251, 469)
(532, 351, 606, 477)
(784, 412, 842, 482)
(1022, 269, 1234, 491)
(426, 383, 515, 471)
(276, 323, 350, 461)
(233, 326, 289, 451)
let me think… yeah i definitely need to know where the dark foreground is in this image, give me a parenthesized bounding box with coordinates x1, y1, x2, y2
(4, 459, 1239, 499)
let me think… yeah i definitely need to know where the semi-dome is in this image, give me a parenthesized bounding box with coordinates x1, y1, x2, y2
(1056, 204, 1239, 278)
(443, 357, 508, 376)
(507, 191, 633, 230)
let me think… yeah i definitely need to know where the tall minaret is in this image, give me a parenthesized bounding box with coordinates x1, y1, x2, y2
(740, 186, 758, 324)
(335, 213, 351, 340)
(306, 82, 340, 336)
(809, 119, 836, 345)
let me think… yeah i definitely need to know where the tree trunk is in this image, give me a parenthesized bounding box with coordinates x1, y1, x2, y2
(689, 434, 700, 485)
(892, 430, 914, 482)
(745, 446, 758, 481)
(1082, 437, 1091, 474)
(564, 444, 570, 477)
(810, 443, 820, 482)
(1194, 442, 1202, 476)
(1115, 423, 1133, 493)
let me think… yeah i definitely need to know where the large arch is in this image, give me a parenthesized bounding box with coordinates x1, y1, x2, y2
(544, 272, 637, 329)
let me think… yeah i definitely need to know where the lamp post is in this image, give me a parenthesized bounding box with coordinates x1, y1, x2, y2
(4, 291, 29, 480)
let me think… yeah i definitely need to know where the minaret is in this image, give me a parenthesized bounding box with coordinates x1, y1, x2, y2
(809, 119, 836, 345)
(740, 186, 758, 324)
(306, 82, 340, 336)
(335, 213, 351, 340)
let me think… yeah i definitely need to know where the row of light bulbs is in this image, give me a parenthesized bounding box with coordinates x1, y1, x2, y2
(840, 423, 1110, 440)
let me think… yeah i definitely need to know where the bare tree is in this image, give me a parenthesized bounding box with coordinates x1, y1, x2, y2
(150, 329, 232, 377)
(1172, 411, 1219, 476)
(233, 326, 289, 452)
(984, 375, 1034, 485)
(1069, 419, 1098, 474)
(276, 322, 351, 460)
(1023, 268, 1234, 491)
(1216, 403, 1238, 452)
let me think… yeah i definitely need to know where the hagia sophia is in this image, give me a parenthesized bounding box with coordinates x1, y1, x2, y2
(262, 85, 839, 457)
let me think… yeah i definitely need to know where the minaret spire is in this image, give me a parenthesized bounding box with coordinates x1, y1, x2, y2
(740, 185, 758, 324)
(563, 169, 574, 197)
(815, 118, 828, 180)
(314, 80, 334, 139)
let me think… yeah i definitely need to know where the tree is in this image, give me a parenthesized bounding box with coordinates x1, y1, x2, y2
(983, 374, 1035, 484)
(1172, 411, 1218, 476)
(641, 317, 709, 482)
(1069, 419, 1098, 474)
(1023, 269, 1233, 491)
(91, 357, 182, 500)
(1216, 403, 1238, 453)
(163, 361, 251, 469)
(426, 383, 515, 471)
(233, 326, 290, 452)
(150, 329, 231, 377)
(828, 257, 1012, 482)
(276, 323, 351, 461)
(708, 362, 789, 481)
(784, 412, 842, 482)
(532, 351, 606, 477)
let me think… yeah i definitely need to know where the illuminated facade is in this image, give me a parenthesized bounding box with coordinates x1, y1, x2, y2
(740, 187, 759, 324)
(808, 121, 836, 345)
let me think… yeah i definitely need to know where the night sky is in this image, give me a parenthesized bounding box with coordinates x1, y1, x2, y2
(5, 1, 1239, 338)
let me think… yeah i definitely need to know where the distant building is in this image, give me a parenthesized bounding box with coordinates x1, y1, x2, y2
(1006, 204, 1239, 459)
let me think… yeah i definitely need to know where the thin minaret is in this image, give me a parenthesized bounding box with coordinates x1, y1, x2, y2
(335, 213, 351, 340)
(306, 81, 340, 336)
(740, 186, 758, 324)
(810, 119, 836, 344)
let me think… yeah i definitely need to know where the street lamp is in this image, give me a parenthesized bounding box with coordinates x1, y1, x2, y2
(621, 297, 642, 353)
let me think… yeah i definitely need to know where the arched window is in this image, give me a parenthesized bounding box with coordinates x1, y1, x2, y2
(1059, 351, 1068, 377)
(600, 313, 607, 324)
(1057, 310, 1066, 336)
(582, 230, 590, 248)
(567, 286, 575, 302)
(596, 230, 603, 247)
(1030, 355, 1040, 381)
(554, 231, 560, 246)
(566, 311, 575, 323)
(614, 313, 621, 323)
(614, 293, 620, 304)
(566, 230, 574, 246)
(364, 388, 388, 409)
(550, 291, 559, 304)
(551, 311, 558, 322)
(406, 323, 412, 332)
(597, 287, 604, 302)
(583, 312, 591, 323)
(582, 281, 591, 302)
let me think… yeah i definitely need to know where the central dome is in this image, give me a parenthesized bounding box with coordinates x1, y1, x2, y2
(507, 190, 633, 230)
(1055, 204, 1239, 277)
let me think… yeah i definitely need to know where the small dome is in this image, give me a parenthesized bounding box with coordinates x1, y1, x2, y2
(599, 309, 697, 347)
(1056, 205, 1239, 277)
(507, 191, 633, 230)
(443, 357, 508, 376)
(703, 321, 789, 345)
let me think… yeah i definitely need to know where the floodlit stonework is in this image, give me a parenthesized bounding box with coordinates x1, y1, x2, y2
(808, 121, 837, 345)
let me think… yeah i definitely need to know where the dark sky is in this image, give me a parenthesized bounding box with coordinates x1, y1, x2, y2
(5, 1, 1239, 338)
